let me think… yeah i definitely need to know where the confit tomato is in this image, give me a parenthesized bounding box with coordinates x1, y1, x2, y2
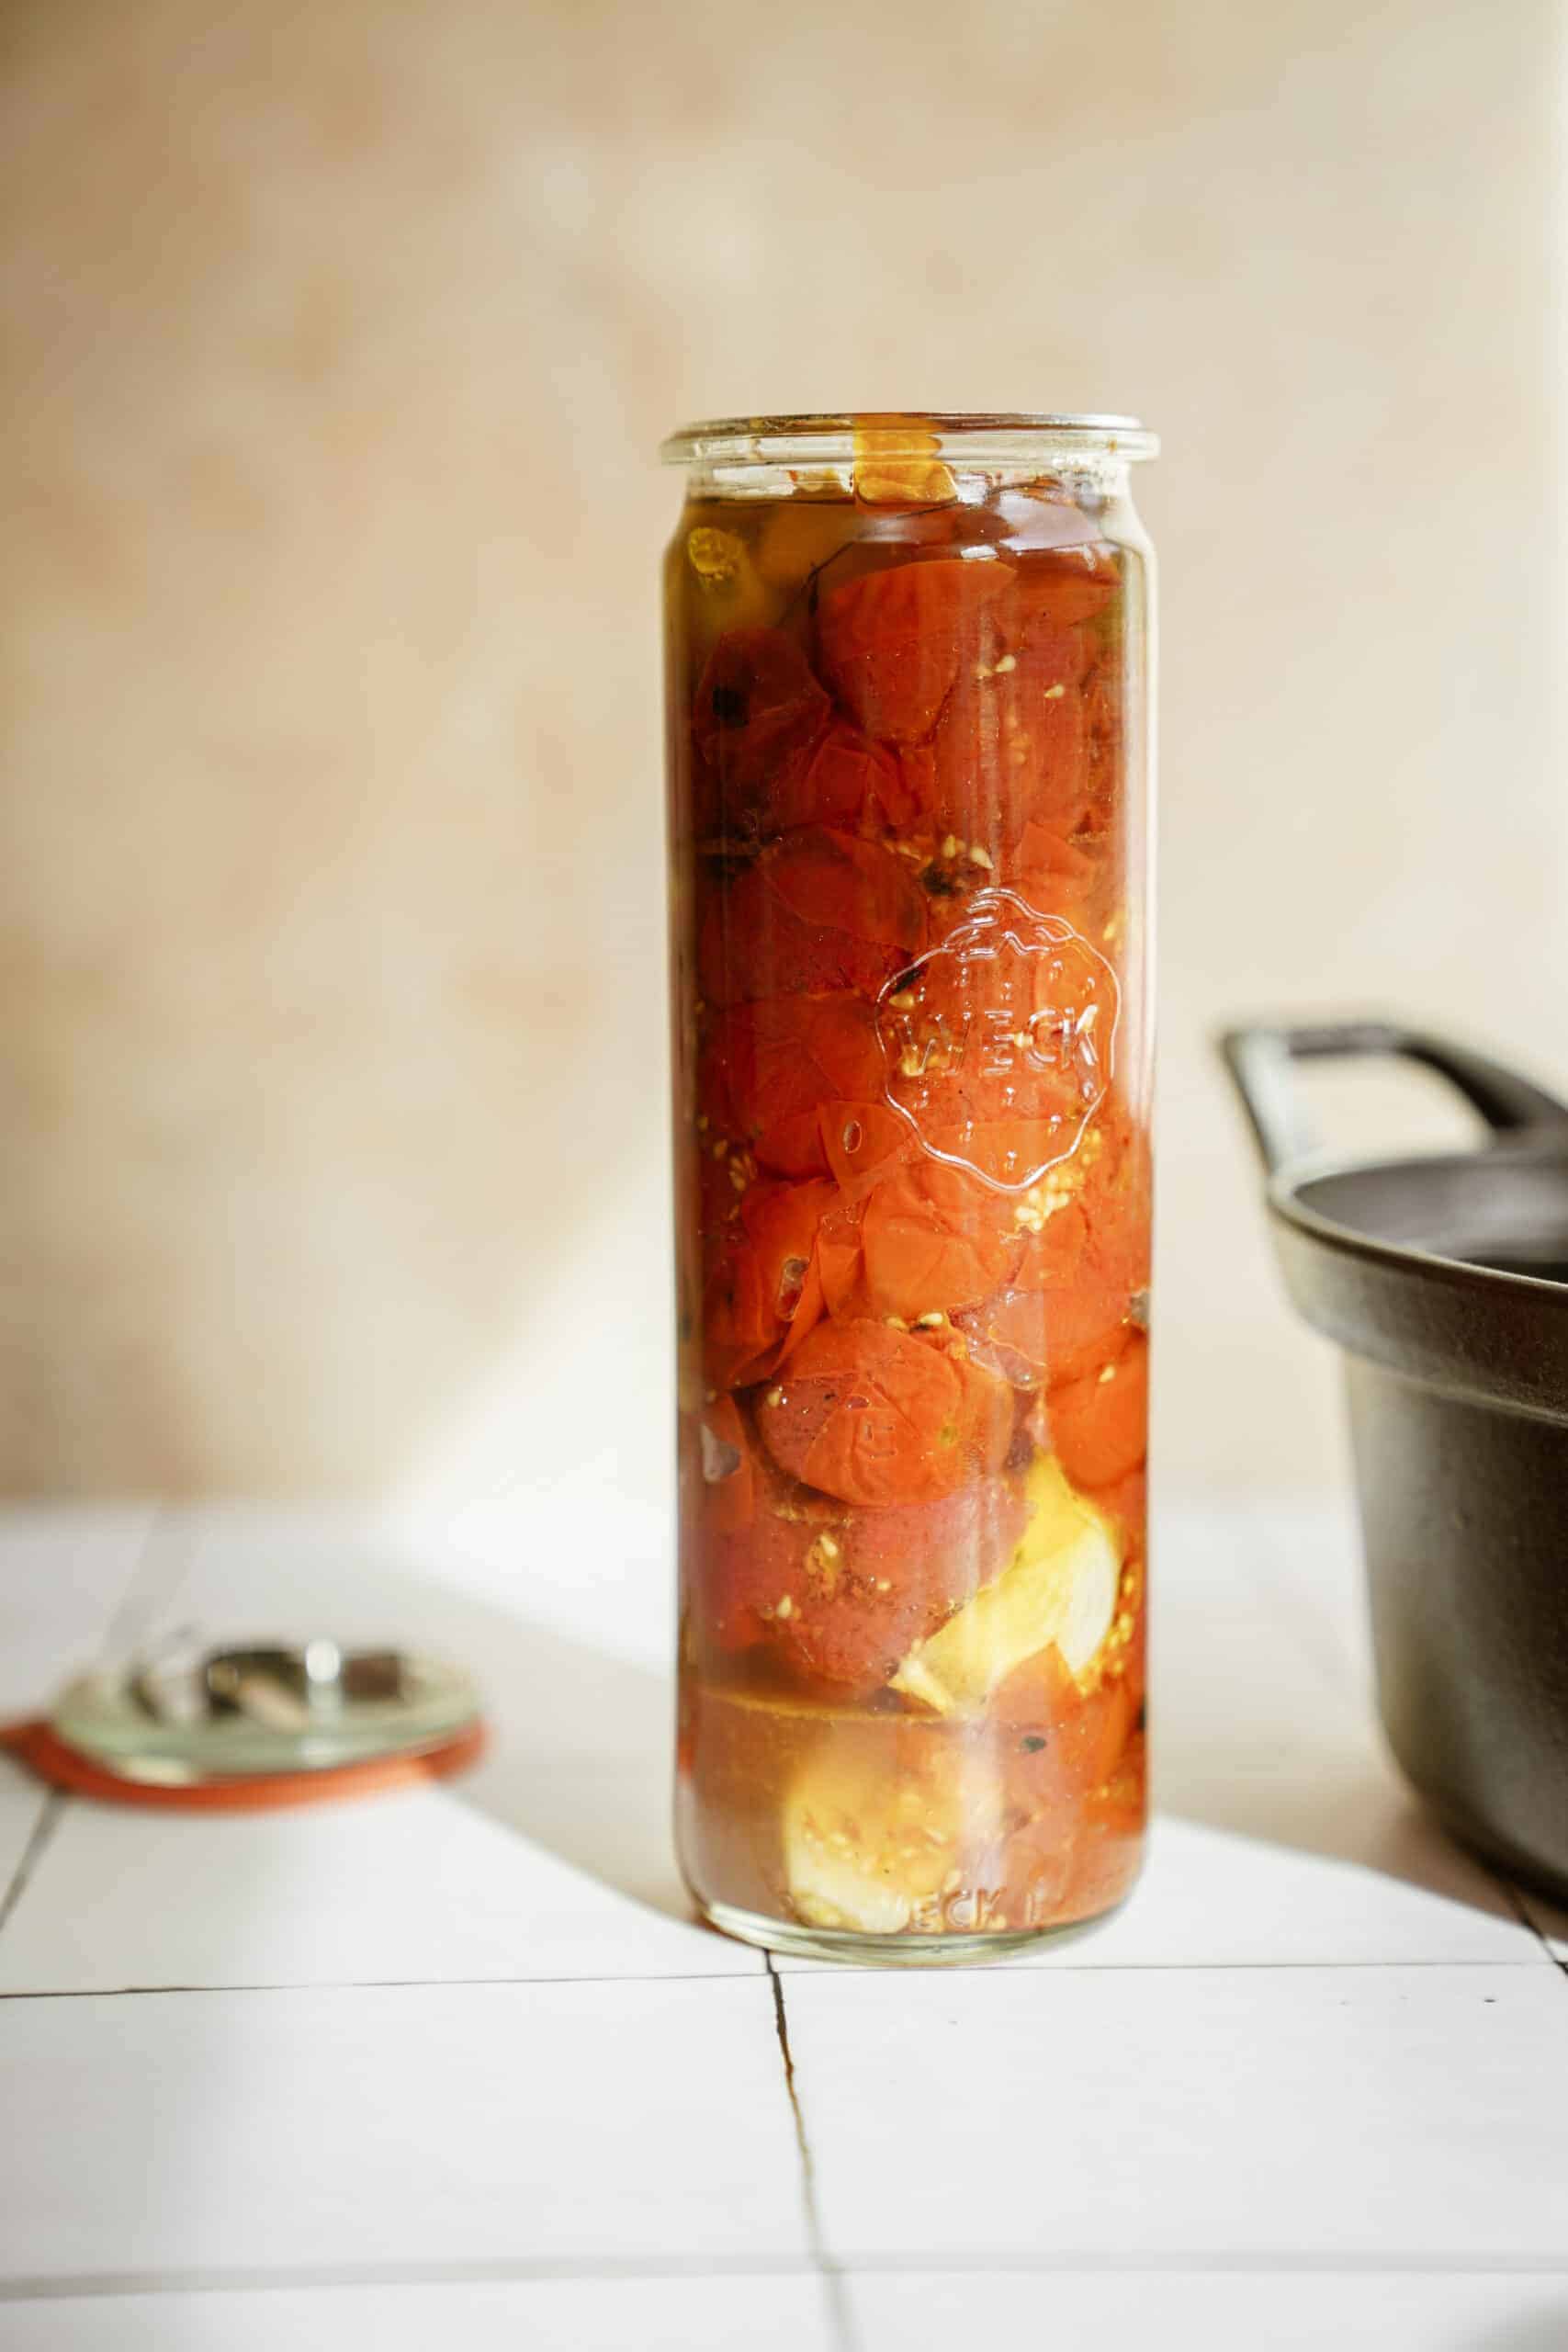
(764, 722, 919, 836)
(701, 994, 887, 1179)
(815, 1158, 1014, 1326)
(902, 823, 1100, 954)
(994, 1645, 1139, 1787)
(902, 610, 1094, 851)
(977, 1640, 1143, 1917)
(691, 628, 829, 842)
(951, 1284, 1054, 1389)
(1005, 542, 1120, 629)
(818, 551, 1119, 853)
(1009, 1104, 1151, 1383)
(1091, 1466, 1147, 1575)
(1047, 1326, 1149, 1492)
(756, 1318, 1013, 1507)
(697, 827, 928, 1007)
(818, 557, 1013, 743)
(942, 1096, 1149, 1393)
(703, 1178, 832, 1390)
(698, 1443, 1029, 1695)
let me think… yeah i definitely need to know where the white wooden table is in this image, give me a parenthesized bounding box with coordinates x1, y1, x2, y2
(2, 1497, 1565, 2351)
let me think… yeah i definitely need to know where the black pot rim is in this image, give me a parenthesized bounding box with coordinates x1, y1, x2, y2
(1261, 1135, 1568, 1426)
(1266, 1134, 1568, 1315)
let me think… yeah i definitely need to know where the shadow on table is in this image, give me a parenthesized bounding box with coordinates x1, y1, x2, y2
(1145, 1538, 1529, 1924)
(341, 1545, 694, 1927)
(345, 1538, 1522, 1937)
(1155, 1735, 1518, 1918)
(1465, 2305, 1568, 2351)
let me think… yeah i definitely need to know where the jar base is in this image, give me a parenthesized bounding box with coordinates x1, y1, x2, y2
(699, 1896, 1122, 1968)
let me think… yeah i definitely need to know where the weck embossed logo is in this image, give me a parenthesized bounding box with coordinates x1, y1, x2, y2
(875, 889, 1119, 1192)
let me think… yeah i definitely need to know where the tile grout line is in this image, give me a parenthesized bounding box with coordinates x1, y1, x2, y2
(5, 2248, 1568, 2304)
(0, 1507, 177, 1951)
(0, 1794, 66, 1944)
(0, 1955, 1553, 2004)
(766, 1955, 861, 2352)
(0, 1514, 191, 1956)
(0, 1968, 768, 2000)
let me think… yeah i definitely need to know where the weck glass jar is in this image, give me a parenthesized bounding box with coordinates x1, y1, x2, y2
(662, 413, 1156, 1962)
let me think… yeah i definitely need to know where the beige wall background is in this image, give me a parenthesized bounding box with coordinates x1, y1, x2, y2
(3, 0, 1563, 1514)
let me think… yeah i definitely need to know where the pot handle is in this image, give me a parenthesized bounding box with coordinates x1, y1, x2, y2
(1217, 1019, 1568, 1179)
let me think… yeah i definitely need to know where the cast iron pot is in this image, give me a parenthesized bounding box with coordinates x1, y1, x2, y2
(1220, 1018, 1568, 1904)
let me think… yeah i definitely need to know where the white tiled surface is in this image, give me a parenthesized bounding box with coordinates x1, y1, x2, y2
(849, 2274, 1568, 2349)
(0, 2278, 836, 2352)
(0, 1980, 805, 2277)
(1, 1500, 1564, 2351)
(785, 1967, 1568, 2260)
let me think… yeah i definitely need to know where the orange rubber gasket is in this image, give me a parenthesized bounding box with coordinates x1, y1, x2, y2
(0, 1716, 487, 1811)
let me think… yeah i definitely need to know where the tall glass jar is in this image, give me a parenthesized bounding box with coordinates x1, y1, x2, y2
(662, 413, 1156, 1962)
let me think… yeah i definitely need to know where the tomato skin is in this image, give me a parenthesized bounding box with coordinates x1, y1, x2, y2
(1092, 1466, 1147, 1575)
(922, 823, 1100, 945)
(701, 995, 886, 1179)
(833, 1159, 1013, 1324)
(764, 723, 919, 836)
(1008, 1104, 1151, 1383)
(818, 558, 1014, 744)
(1005, 544, 1121, 630)
(757, 1319, 1013, 1507)
(702, 1179, 833, 1389)
(699, 1450, 1030, 1693)
(815, 554, 1111, 853)
(691, 628, 830, 841)
(952, 1282, 1055, 1389)
(698, 828, 928, 1007)
(1048, 1327, 1149, 1491)
(993, 1645, 1134, 1777)
(818, 1100, 911, 1196)
(915, 615, 1094, 849)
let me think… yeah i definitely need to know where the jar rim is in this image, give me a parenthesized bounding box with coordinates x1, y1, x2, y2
(660, 411, 1157, 467)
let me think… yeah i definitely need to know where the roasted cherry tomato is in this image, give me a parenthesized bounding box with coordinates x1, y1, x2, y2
(757, 1319, 1013, 1506)
(818, 1159, 1013, 1325)
(985, 1643, 1142, 1914)
(919, 822, 1100, 950)
(1047, 1326, 1148, 1491)
(995, 1645, 1138, 1785)
(952, 1283, 1054, 1389)
(1006, 1099, 1150, 1382)
(698, 827, 928, 1008)
(701, 994, 886, 1178)
(691, 628, 829, 842)
(700, 1447, 1029, 1694)
(1092, 1464, 1146, 1555)
(908, 611, 1094, 850)
(818, 558, 1013, 743)
(1006, 544, 1120, 630)
(764, 723, 918, 836)
(818, 1100, 912, 1196)
(702, 1178, 833, 1389)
